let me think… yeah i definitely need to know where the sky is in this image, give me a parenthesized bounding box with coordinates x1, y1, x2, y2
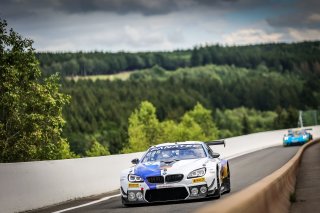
(0, 0, 319, 52)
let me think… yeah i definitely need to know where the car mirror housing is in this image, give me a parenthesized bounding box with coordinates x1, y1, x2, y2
(212, 153, 220, 158)
(131, 158, 139, 164)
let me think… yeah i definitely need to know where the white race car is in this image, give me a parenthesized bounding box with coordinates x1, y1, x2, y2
(120, 141, 231, 206)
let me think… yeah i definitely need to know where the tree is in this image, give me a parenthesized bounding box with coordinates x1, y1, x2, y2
(0, 20, 73, 162)
(123, 101, 160, 153)
(85, 139, 110, 157)
(274, 106, 288, 129)
(184, 103, 218, 140)
(175, 113, 206, 141)
(242, 115, 251, 135)
(191, 47, 202, 66)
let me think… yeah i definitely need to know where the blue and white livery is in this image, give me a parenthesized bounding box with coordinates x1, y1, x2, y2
(283, 129, 313, 146)
(120, 141, 231, 206)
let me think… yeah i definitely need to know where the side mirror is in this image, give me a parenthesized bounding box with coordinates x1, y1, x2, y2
(131, 158, 139, 164)
(212, 153, 220, 158)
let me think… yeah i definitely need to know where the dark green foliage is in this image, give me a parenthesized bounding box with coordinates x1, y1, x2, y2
(242, 115, 251, 135)
(85, 139, 110, 157)
(36, 41, 320, 77)
(61, 64, 319, 155)
(191, 43, 320, 74)
(36, 50, 190, 77)
(34, 40, 320, 156)
(215, 107, 277, 138)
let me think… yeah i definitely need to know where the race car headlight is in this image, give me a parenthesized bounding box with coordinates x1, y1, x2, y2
(128, 174, 143, 182)
(187, 168, 206, 179)
(284, 136, 288, 140)
(303, 135, 307, 139)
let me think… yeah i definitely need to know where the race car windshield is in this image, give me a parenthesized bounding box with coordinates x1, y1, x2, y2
(293, 130, 302, 136)
(141, 144, 206, 163)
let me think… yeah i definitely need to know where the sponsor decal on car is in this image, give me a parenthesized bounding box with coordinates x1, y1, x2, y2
(192, 177, 205, 183)
(128, 183, 140, 188)
(149, 144, 201, 152)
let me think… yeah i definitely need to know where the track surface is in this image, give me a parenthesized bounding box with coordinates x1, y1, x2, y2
(34, 146, 299, 213)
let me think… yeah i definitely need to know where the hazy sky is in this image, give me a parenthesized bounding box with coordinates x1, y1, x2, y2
(1, 0, 319, 52)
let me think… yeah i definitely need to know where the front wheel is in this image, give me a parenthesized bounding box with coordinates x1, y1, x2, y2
(213, 167, 221, 198)
(224, 163, 231, 193)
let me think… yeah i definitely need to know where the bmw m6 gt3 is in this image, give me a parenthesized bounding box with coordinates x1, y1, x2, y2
(120, 141, 230, 206)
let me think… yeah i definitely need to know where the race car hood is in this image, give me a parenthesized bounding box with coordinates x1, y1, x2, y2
(284, 134, 308, 142)
(134, 158, 208, 179)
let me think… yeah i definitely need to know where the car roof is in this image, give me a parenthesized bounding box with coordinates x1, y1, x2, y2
(152, 141, 204, 148)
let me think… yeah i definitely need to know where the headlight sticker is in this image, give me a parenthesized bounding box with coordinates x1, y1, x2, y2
(128, 183, 140, 188)
(192, 177, 205, 183)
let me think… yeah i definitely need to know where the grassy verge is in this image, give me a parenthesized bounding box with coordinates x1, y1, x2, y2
(66, 71, 134, 81)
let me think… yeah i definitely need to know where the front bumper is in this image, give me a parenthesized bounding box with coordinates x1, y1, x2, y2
(121, 177, 217, 204)
(283, 139, 308, 146)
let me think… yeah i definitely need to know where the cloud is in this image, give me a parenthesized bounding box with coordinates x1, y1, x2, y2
(223, 29, 283, 45)
(308, 14, 320, 23)
(123, 25, 170, 47)
(287, 28, 320, 41)
(1, 0, 319, 52)
(267, 0, 320, 30)
(26, 12, 188, 52)
(56, 0, 180, 16)
(0, 0, 191, 19)
(0, 0, 268, 19)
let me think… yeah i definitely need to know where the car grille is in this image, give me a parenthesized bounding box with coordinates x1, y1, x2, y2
(147, 176, 164, 184)
(165, 174, 184, 182)
(145, 187, 188, 202)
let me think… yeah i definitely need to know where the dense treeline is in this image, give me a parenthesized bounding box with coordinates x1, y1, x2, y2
(37, 50, 190, 76)
(36, 41, 320, 157)
(61, 64, 318, 156)
(191, 42, 320, 74)
(37, 41, 320, 76)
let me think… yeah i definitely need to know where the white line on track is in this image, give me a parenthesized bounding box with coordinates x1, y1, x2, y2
(52, 194, 120, 213)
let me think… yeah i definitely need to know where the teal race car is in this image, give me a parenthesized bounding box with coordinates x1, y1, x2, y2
(283, 129, 313, 146)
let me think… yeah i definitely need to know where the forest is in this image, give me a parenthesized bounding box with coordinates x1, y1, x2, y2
(61, 62, 320, 156)
(37, 41, 320, 76)
(31, 41, 320, 156)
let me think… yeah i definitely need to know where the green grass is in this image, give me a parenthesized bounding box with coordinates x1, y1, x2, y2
(66, 71, 134, 81)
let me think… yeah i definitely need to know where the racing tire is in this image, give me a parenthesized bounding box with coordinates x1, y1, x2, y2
(213, 167, 221, 198)
(224, 163, 231, 194)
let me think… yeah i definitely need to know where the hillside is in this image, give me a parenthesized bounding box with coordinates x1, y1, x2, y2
(36, 41, 320, 156)
(37, 41, 320, 77)
(61, 64, 320, 156)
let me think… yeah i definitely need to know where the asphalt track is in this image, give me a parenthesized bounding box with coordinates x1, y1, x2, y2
(33, 145, 299, 213)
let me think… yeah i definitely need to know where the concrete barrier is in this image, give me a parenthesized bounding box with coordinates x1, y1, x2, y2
(0, 126, 319, 213)
(0, 152, 145, 213)
(197, 138, 320, 213)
